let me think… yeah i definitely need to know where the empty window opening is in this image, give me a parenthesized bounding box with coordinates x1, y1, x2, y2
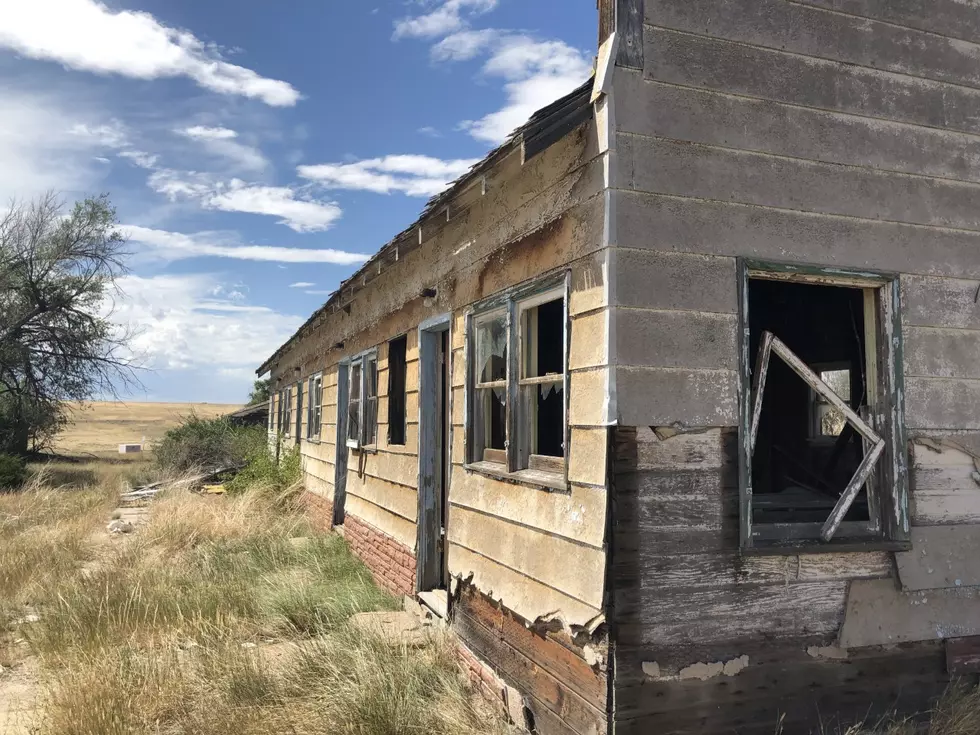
(363, 354, 378, 447)
(346, 353, 379, 449)
(347, 363, 361, 445)
(307, 373, 323, 440)
(521, 296, 564, 460)
(388, 335, 408, 446)
(282, 387, 293, 437)
(473, 309, 508, 463)
(749, 278, 873, 531)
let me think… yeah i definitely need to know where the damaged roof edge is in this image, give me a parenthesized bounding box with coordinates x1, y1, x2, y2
(256, 78, 595, 377)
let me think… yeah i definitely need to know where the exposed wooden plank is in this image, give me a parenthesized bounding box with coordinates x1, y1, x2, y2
(616, 0, 644, 68)
(903, 275, 980, 330)
(839, 578, 980, 647)
(645, 0, 980, 91)
(947, 636, 980, 676)
(455, 585, 607, 712)
(449, 506, 606, 608)
(621, 132, 980, 233)
(616, 581, 849, 646)
(629, 426, 734, 472)
(617, 72, 980, 187)
(616, 190, 980, 281)
(906, 377, 980, 430)
(896, 526, 980, 591)
(612, 248, 737, 314)
(447, 543, 601, 627)
(794, 0, 980, 42)
(613, 308, 737, 370)
(909, 442, 980, 525)
(646, 26, 980, 139)
(905, 327, 980, 380)
(616, 366, 738, 427)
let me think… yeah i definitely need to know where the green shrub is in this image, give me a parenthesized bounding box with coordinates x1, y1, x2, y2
(155, 415, 266, 475)
(226, 444, 302, 497)
(0, 454, 27, 489)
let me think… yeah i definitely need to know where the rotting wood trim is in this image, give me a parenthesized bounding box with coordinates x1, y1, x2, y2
(748, 332, 885, 542)
(947, 636, 980, 676)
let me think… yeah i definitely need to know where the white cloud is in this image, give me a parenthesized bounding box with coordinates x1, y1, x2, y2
(0, 0, 300, 106)
(431, 28, 500, 61)
(393, 0, 498, 39)
(297, 154, 478, 197)
(417, 126, 441, 137)
(180, 126, 238, 140)
(69, 121, 128, 147)
(459, 36, 592, 144)
(146, 171, 342, 232)
(289, 282, 315, 288)
(176, 125, 267, 172)
(123, 225, 367, 265)
(117, 149, 159, 169)
(110, 273, 304, 375)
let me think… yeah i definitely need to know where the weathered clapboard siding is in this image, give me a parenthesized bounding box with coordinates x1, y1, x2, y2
(610, 1, 980, 729)
(613, 309, 737, 371)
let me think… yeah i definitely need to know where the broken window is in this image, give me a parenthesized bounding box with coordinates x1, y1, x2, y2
(346, 352, 378, 449)
(295, 381, 303, 442)
(739, 263, 910, 550)
(307, 373, 323, 440)
(467, 277, 567, 479)
(282, 386, 292, 437)
(387, 335, 408, 446)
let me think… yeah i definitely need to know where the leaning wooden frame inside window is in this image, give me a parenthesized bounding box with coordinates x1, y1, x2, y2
(346, 351, 378, 449)
(737, 260, 911, 553)
(306, 372, 323, 440)
(465, 272, 569, 480)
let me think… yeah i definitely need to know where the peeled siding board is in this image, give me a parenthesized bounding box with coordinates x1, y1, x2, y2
(645, 0, 980, 90)
(621, 133, 980, 232)
(615, 366, 738, 427)
(617, 190, 980, 280)
(612, 249, 737, 314)
(449, 505, 606, 608)
(617, 73, 980, 186)
(449, 467, 607, 548)
(448, 543, 601, 627)
(646, 26, 980, 137)
(906, 377, 980, 430)
(910, 441, 980, 525)
(903, 275, 980, 330)
(614, 308, 737, 370)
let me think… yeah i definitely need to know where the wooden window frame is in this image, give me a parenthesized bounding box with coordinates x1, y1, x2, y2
(346, 349, 379, 450)
(387, 335, 408, 446)
(306, 372, 323, 441)
(737, 259, 911, 554)
(464, 272, 570, 490)
(282, 386, 293, 438)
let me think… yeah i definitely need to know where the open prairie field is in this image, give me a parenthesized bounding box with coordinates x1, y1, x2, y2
(52, 401, 244, 455)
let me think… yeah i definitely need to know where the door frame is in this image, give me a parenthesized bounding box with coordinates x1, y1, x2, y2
(333, 359, 350, 526)
(416, 313, 452, 592)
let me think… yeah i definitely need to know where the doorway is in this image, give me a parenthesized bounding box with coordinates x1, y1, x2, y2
(417, 315, 451, 597)
(333, 361, 349, 526)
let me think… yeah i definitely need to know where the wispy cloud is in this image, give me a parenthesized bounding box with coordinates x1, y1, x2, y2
(147, 171, 343, 232)
(0, 0, 300, 106)
(297, 154, 478, 197)
(289, 281, 315, 288)
(176, 125, 268, 172)
(392, 0, 498, 40)
(431, 28, 500, 61)
(123, 225, 367, 264)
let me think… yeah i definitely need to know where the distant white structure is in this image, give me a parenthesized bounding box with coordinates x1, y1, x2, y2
(118, 444, 142, 454)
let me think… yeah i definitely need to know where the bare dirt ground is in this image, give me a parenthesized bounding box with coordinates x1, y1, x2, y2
(52, 400, 243, 455)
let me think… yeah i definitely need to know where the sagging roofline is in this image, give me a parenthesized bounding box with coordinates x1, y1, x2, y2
(256, 78, 594, 377)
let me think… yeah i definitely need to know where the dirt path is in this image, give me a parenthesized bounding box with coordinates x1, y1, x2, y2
(0, 656, 40, 735)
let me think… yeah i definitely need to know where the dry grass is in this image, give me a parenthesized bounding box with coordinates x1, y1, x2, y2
(828, 684, 980, 735)
(52, 400, 244, 455)
(0, 469, 507, 735)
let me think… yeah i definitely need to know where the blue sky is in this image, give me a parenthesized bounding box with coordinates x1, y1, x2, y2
(0, 0, 596, 403)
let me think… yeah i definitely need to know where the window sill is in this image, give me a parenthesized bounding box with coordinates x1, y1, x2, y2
(464, 461, 568, 492)
(349, 444, 379, 455)
(743, 539, 912, 556)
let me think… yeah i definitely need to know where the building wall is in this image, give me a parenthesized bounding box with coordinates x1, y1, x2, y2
(267, 120, 612, 734)
(608, 0, 980, 732)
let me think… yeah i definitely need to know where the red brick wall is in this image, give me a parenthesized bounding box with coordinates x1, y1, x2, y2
(344, 513, 417, 596)
(299, 491, 333, 531)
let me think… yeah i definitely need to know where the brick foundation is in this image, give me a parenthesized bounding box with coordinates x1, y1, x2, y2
(299, 491, 334, 531)
(344, 513, 417, 596)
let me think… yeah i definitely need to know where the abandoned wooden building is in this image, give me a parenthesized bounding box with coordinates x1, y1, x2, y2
(257, 1, 980, 732)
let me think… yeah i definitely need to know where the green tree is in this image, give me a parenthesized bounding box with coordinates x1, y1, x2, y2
(0, 193, 137, 455)
(248, 378, 270, 405)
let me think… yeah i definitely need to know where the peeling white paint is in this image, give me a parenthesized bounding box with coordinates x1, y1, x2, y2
(645, 656, 750, 681)
(641, 661, 661, 678)
(806, 645, 850, 660)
